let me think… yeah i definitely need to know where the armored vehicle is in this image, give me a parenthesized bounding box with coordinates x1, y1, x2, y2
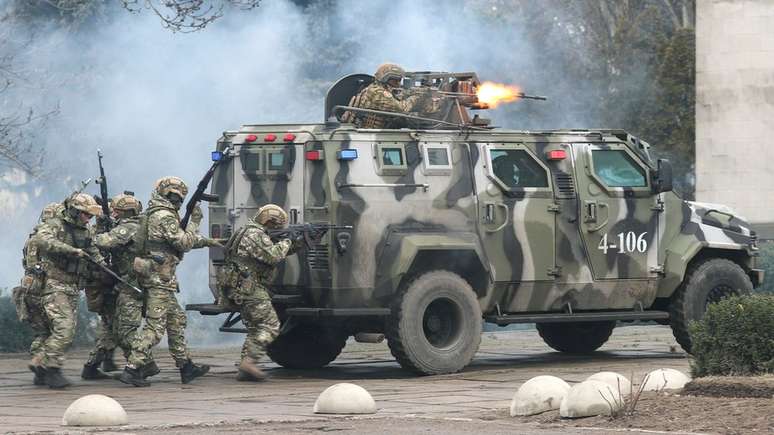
(188, 72, 763, 375)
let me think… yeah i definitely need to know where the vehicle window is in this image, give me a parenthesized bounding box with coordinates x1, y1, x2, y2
(382, 148, 404, 166)
(426, 147, 449, 166)
(489, 149, 548, 188)
(244, 153, 260, 172)
(268, 152, 285, 171)
(591, 150, 647, 187)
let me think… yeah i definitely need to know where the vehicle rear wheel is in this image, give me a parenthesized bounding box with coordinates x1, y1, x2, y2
(536, 321, 616, 353)
(266, 324, 348, 369)
(669, 258, 752, 353)
(385, 270, 482, 375)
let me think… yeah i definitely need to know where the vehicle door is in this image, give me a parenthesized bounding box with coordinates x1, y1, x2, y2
(233, 141, 305, 285)
(472, 142, 556, 283)
(573, 143, 659, 280)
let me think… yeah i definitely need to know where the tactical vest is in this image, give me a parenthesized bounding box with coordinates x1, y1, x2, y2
(111, 218, 140, 277)
(133, 205, 182, 258)
(42, 218, 91, 282)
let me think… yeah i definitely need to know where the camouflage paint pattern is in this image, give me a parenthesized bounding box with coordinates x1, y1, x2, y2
(206, 125, 758, 319)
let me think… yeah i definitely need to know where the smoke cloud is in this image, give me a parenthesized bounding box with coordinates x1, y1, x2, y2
(0, 0, 603, 342)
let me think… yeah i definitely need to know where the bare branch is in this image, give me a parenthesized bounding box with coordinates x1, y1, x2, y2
(121, 0, 261, 33)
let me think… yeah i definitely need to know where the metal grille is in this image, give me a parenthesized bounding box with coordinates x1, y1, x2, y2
(306, 243, 330, 270)
(554, 172, 575, 197)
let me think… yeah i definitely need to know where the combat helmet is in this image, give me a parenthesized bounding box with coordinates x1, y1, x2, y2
(374, 63, 405, 85)
(154, 176, 188, 199)
(254, 204, 288, 229)
(66, 193, 102, 217)
(112, 193, 143, 215)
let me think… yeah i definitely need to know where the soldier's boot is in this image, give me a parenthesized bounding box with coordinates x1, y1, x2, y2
(141, 361, 160, 378)
(28, 356, 44, 386)
(236, 357, 266, 382)
(179, 360, 210, 384)
(101, 349, 119, 372)
(118, 366, 150, 387)
(81, 362, 111, 380)
(44, 367, 72, 389)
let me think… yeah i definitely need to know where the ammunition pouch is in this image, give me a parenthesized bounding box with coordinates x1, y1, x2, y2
(216, 262, 242, 292)
(84, 286, 104, 313)
(133, 257, 153, 278)
(12, 286, 29, 322)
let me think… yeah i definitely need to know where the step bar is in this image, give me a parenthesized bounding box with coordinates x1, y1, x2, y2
(485, 310, 670, 326)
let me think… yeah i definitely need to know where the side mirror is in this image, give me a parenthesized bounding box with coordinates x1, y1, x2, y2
(653, 159, 673, 194)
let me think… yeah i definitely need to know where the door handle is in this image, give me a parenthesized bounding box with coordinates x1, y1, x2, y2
(588, 203, 609, 233)
(485, 203, 510, 233)
(289, 208, 299, 224)
(584, 200, 597, 223)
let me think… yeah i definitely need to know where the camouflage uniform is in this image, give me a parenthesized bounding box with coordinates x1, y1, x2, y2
(86, 194, 147, 377)
(30, 194, 103, 388)
(121, 177, 212, 386)
(13, 203, 64, 376)
(219, 204, 298, 381)
(342, 63, 434, 128)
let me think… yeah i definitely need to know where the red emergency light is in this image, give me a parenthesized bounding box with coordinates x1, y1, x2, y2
(305, 150, 324, 160)
(244, 134, 258, 143)
(547, 150, 567, 160)
(264, 134, 277, 142)
(283, 133, 296, 142)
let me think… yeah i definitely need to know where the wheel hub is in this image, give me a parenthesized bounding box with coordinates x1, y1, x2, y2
(422, 298, 463, 349)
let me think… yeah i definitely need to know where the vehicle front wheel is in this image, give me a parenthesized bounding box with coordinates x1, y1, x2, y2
(536, 321, 616, 353)
(385, 270, 482, 375)
(669, 258, 752, 353)
(266, 324, 348, 369)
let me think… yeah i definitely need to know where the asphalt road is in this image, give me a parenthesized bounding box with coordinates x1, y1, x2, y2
(0, 325, 691, 434)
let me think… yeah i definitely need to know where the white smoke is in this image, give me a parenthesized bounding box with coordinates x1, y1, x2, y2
(0, 1, 601, 343)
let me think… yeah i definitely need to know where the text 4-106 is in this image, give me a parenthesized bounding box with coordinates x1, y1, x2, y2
(598, 232, 648, 254)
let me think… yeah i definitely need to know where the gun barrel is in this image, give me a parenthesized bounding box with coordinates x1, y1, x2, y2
(517, 93, 548, 101)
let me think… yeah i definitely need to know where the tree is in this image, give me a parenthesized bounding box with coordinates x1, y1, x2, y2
(0, 11, 59, 176)
(120, 0, 262, 32)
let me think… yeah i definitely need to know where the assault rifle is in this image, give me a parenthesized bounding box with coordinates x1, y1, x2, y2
(95, 149, 113, 231)
(267, 223, 353, 249)
(181, 146, 231, 231)
(84, 256, 143, 295)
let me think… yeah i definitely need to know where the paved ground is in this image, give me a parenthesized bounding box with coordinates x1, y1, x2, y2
(0, 325, 691, 434)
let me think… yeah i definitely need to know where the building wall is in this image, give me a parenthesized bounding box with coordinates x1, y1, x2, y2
(696, 0, 774, 235)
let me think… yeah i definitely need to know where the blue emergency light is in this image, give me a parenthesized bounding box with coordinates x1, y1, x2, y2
(211, 151, 223, 162)
(337, 149, 358, 160)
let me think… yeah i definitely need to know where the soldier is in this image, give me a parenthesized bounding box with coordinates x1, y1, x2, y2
(92, 193, 162, 381)
(81, 193, 146, 380)
(13, 202, 64, 386)
(218, 204, 301, 381)
(29, 194, 104, 388)
(342, 63, 434, 128)
(119, 176, 214, 387)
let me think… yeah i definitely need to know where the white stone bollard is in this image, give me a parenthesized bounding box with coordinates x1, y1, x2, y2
(510, 375, 570, 416)
(585, 371, 632, 396)
(313, 383, 377, 414)
(559, 380, 624, 418)
(641, 368, 691, 391)
(62, 394, 128, 427)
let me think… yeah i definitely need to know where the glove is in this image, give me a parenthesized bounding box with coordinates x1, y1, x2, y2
(204, 238, 223, 248)
(74, 248, 89, 258)
(190, 205, 203, 225)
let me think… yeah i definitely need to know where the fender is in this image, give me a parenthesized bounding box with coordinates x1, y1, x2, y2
(373, 231, 490, 299)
